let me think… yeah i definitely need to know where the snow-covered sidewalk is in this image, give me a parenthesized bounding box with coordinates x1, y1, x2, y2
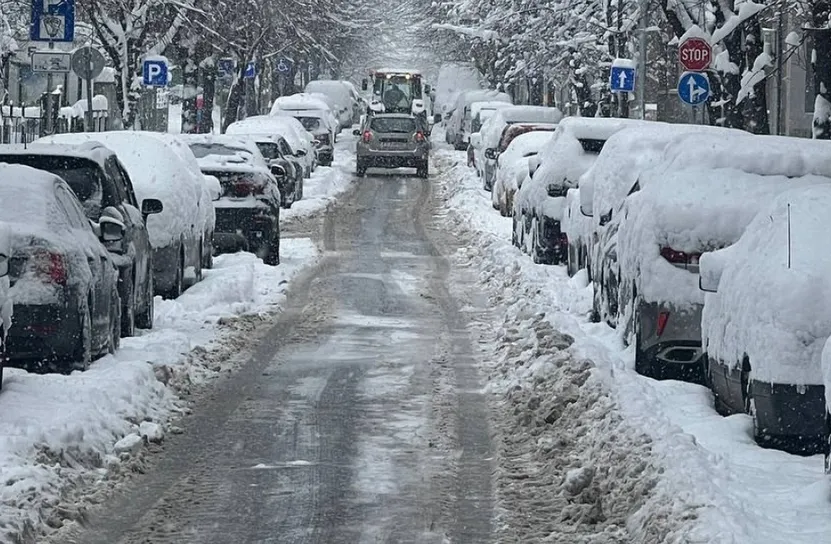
(434, 147, 831, 543)
(0, 131, 359, 542)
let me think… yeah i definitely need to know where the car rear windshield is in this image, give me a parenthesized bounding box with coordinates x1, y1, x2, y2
(188, 143, 251, 160)
(202, 170, 265, 197)
(255, 142, 281, 160)
(0, 154, 104, 203)
(371, 118, 416, 133)
(297, 117, 322, 131)
(578, 138, 606, 154)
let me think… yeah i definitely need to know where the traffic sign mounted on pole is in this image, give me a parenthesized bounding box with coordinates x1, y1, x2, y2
(31, 0, 75, 42)
(32, 50, 71, 73)
(70, 46, 105, 80)
(678, 37, 712, 71)
(275, 57, 293, 74)
(609, 58, 636, 93)
(142, 58, 169, 87)
(677, 71, 710, 105)
(244, 62, 257, 79)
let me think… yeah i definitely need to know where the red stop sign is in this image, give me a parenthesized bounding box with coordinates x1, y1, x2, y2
(679, 38, 712, 71)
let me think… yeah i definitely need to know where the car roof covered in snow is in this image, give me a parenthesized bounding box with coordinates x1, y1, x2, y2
(494, 106, 563, 125)
(271, 93, 331, 114)
(617, 164, 831, 310)
(701, 184, 831, 386)
(470, 101, 513, 116)
(456, 89, 511, 109)
(229, 114, 314, 145)
(0, 141, 114, 167)
(40, 131, 210, 249)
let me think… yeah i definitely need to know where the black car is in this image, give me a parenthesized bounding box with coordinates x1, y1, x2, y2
(0, 164, 123, 372)
(0, 143, 162, 336)
(251, 135, 304, 208)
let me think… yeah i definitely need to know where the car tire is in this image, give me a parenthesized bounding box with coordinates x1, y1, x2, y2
(72, 297, 93, 372)
(634, 328, 651, 377)
(120, 271, 136, 338)
(356, 161, 366, 177)
(264, 227, 280, 266)
(162, 250, 184, 300)
(416, 161, 429, 179)
(108, 285, 121, 355)
(203, 236, 214, 270)
(136, 272, 154, 330)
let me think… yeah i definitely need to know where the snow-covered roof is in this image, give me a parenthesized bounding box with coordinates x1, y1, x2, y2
(270, 93, 331, 115)
(4, 141, 113, 166)
(618, 166, 831, 309)
(494, 106, 563, 125)
(227, 115, 310, 147)
(495, 131, 552, 192)
(0, 164, 63, 227)
(470, 101, 512, 117)
(372, 68, 422, 75)
(456, 90, 512, 110)
(304, 80, 353, 106)
(703, 184, 831, 386)
(39, 132, 208, 249)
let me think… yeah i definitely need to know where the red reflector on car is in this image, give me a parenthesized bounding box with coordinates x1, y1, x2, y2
(362, 130, 373, 143)
(415, 131, 425, 142)
(656, 311, 670, 337)
(34, 250, 66, 285)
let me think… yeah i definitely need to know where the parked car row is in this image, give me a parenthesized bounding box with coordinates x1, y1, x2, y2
(465, 114, 831, 461)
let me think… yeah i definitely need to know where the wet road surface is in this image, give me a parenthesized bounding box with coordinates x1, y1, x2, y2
(58, 173, 495, 543)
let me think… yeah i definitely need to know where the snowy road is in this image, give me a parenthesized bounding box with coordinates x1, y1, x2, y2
(51, 172, 496, 543)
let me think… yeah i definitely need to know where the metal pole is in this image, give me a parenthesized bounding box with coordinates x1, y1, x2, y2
(84, 49, 93, 131)
(46, 41, 54, 134)
(636, 0, 648, 119)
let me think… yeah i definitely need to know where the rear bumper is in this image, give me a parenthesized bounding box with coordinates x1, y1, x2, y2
(751, 380, 825, 454)
(637, 301, 705, 383)
(358, 153, 428, 168)
(213, 207, 278, 253)
(6, 302, 80, 369)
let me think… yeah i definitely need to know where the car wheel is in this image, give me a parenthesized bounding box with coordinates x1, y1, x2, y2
(203, 236, 214, 270)
(298, 178, 304, 200)
(72, 297, 93, 371)
(120, 271, 136, 338)
(264, 227, 280, 266)
(108, 285, 121, 355)
(162, 250, 184, 300)
(417, 161, 429, 179)
(526, 217, 537, 258)
(634, 327, 651, 377)
(356, 161, 366, 177)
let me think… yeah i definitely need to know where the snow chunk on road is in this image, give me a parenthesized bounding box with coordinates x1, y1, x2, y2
(113, 433, 144, 455)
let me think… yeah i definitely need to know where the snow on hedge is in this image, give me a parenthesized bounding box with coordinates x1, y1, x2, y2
(704, 185, 831, 386)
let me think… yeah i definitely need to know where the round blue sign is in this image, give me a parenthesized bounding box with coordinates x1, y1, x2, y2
(677, 71, 710, 106)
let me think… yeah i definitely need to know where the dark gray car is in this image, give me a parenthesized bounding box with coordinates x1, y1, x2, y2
(354, 114, 430, 178)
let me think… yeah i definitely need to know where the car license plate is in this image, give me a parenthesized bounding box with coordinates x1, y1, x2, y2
(381, 141, 406, 149)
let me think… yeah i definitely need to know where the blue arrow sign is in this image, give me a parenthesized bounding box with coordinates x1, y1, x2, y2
(142, 59, 168, 87)
(244, 62, 257, 79)
(31, 0, 75, 42)
(678, 71, 710, 106)
(610, 66, 635, 93)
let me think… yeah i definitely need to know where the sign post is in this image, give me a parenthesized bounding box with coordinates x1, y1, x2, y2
(70, 46, 105, 131)
(31, 0, 76, 135)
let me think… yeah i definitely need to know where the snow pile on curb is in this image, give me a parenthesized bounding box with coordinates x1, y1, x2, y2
(436, 145, 831, 543)
(0, 239, 318, 541)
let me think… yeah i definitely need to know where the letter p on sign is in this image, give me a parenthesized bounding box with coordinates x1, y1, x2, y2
(143, 59, 168, 87)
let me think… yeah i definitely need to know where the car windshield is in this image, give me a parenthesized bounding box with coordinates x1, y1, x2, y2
(371, 117, 416, 133)
(255, 142, 281, 160)
(189, 143, 252, 161)
(297, 117, 322, 131)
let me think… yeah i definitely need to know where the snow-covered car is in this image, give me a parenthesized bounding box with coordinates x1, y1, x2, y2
(467, 101, 514, 171)
(433, 62, 485, 121)
(0, 142, 160, 335)
(2, 164, 122, 373)
(0, 223, 11, 388)
(490, 131, 552, 217)
(618, 159, 829, 387)
(702, 183, 831, 454)
(305, 80, 357, 128)
(512, 117, 643, 265)
(227, 115, 316, 177)
(479, 106, 562, 190)
(340, 80, 366, 123)
(446, 90, 512, 150)
(181, 135, 283, 265)
(582, 123, 735, 326)
(42, 132, 213, 299)
(270, 96, 338, 166)
(247, 134, 304, 207)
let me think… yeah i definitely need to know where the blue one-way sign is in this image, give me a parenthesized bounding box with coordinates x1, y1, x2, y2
(31, 0, 75, 42)
(677, 71, 710, 106)
(610, 64, 635, 93)
(142, 59, 168, 87)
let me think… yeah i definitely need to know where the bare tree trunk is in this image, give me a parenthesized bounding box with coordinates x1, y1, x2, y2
(740, 20, 770, 134)
(201, 56, 217, 134)
(811, 1, 831, 138)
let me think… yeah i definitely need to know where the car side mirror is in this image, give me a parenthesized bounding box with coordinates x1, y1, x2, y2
(99, 215, 126, 242)
(295, 149, 307, 157)
(599, 209, 612, 227)
(361, 78, 368, 91)
(203, 175, 222, 201)
(141, 198, 163, 217)
(353, 129, 361, 136)
(433, 113, 441, 123)
(0, 254, 9, 278)
(699, 253, 724, 293)
(484, 148, 497, 160)
(271, 165, 287, 181)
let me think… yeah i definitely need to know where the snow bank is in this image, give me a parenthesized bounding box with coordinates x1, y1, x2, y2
(703, 185, 831, 386)
(618, 167, 830, 308)
(39, 132, 206, 250)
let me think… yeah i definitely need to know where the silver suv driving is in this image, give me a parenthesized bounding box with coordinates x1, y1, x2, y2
(354, 114, 430, 178)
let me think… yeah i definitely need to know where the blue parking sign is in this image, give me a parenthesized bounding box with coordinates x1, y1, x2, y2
(244, 62, 257, 79)
(142, 59, 168, 87)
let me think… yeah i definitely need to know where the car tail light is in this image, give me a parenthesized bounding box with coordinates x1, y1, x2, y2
(660, 247, 701, 268)
(33, 250, 66, 285)
(415, 131, 425, 142)
(232, 180, 264, 197)
(362, 130, 373, 143)
(656, 311, 670, 337)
